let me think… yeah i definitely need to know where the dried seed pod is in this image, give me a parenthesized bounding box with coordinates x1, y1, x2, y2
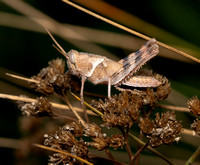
(108, 134, 124, 149)
(191, 119, 200, 136)
(154, 74, 171, 101)
(148, 111, 182, 147)
(18, 96, 52, 117)
(44, 124, 89, 164)
(139, 117, 154, 135)
(84, 123, 103, 137)
(187, 96, 200, 116)
(92, 92, 141, 128)
(31, 58, 80, 95)
(88, 136, 109, 151)
(63, 121, 84, 138)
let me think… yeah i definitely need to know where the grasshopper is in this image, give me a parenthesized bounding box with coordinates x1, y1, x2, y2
(45, 29, 161, 103)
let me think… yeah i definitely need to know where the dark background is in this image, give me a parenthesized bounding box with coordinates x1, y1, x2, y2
(0, 0, 200, 164)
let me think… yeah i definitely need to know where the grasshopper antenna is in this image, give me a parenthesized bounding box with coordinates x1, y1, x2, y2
(52, 44, 68, 58)
(44, 26, 68, 59)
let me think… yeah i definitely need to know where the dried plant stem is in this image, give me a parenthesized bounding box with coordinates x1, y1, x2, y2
(63, 0, 200, 63)
(157, 104, 190, 113)
(70, 91, 104, 116)
(105, 149, 115, 161)
(62, 93, 86, 126)
(128, 133, 174, 165)
(120, 128, 134, 164)
(33, 143, 93, 165)
(0, 137, 21, 149)
(182, 128, 199, 137)
(185, 145, 200, 165)
(6, 73, 39, 83)
(0, 93, 94, 116)
(132, 141, 149, 164)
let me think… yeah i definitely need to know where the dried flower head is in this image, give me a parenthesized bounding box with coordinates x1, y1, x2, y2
(191, 119, 200, 136)
(148, 111, 182, 147)
(85, 124, 124, 151)
(84, 123, 103, 137)
(154, 74, 171, 101)
(84, 123, 109, 151)
(187, 96, 200, 116)
(63, 121, 84, 138)
(31, 58, 80, 95)
(139, 117, 154, 135)
(44, 124, 89, 164)
(91, 92, 141, 128)
(108, 134, 124, 150)
(115, 71, 170, 106)
(18, 96, 52, 117)
(88, 136, 109, 151)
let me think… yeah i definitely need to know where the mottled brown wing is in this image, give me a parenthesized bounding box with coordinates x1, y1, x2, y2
(111, 38, 159, 85)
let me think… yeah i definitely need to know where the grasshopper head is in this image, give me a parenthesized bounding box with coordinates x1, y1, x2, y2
(66, 50, 78, 73)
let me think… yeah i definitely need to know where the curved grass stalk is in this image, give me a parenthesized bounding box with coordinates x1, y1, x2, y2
(62, 0, 200, 63)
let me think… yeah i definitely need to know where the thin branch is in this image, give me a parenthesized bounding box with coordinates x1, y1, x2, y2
(120, 128, 134, 163)
(33, 143, 93, 165)
(70, 91, 104, 116)
(6, 73, 39, 83)
(132, 141, 149, 164)
(185, 145, 200, 165)
(62, 0, 200, 63)
(128, 133, 175, 165)
(0, 93, 95, 116)
(156, 104, 190, 113)
(182, 128, 200, 137)
(63, 93, 86, 126)
(0, 137, 21, 149)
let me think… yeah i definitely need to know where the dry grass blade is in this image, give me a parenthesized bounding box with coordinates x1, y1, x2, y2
(33, 143, 93, 165)
(62, 0, 200, 63)
(1, 0, 115, 59)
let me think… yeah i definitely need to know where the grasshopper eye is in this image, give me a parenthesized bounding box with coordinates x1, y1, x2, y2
(69, 51, 76, 64)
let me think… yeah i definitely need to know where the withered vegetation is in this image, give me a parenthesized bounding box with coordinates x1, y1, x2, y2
(11, 58, 189, 165)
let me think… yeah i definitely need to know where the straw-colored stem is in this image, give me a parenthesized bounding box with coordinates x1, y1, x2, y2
(34, 143, 93, 165)
(156, 104, 190, 113)
(0, 93, 95, 116)
(63, 93, 86, 126)
(62, 0, 200, 63)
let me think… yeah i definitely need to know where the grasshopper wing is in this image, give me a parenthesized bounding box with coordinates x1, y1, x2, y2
(111, 38, 159, 85)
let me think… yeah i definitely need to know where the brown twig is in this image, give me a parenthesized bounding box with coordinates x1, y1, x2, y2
(120, 127, 133, 164)
(132, 141, 149, 164)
